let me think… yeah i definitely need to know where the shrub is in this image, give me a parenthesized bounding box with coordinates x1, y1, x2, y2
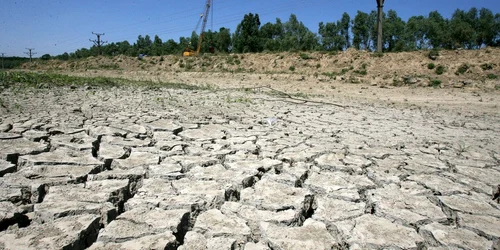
(455, 63, 469, 75)
(480, 63, 494, 71)
(427, 63, 435, 69)
(299, 53, 313, 60)
(435, 65, 445, 75)
(430, 79, 442, 87)
(289, 66, 295, 71)
(487, 73, 498, 79)
(353, 69, 367, 75)
(428, 49, 440, 60)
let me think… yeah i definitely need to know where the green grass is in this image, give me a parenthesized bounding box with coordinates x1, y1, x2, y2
(0, 71, 204, 90)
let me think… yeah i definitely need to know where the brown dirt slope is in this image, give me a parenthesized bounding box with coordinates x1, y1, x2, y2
(28, 48, 500, 89)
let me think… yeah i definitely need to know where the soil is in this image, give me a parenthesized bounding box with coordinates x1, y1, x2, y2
(25, 48, 500, 115)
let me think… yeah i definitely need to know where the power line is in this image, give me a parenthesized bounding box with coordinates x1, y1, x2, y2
(90, 32, 108, 55)
(24, 48, 37, 62)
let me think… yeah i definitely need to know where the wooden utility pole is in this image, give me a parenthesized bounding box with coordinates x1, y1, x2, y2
(376, 0, 385, 53)
(90, 32, 108, 55)
(24, 48, 37, 62)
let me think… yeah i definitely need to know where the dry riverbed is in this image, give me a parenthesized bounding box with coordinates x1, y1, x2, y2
(0, 78, 499, 249)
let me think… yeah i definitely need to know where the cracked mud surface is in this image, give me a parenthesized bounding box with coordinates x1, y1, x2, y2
(0, 85, 499, 249)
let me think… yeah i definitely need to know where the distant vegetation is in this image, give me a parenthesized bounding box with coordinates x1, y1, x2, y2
(5, 7, 500, 62)
(1, 57, 29, 69)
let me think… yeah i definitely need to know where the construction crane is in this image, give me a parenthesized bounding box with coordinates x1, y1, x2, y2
(183, 0, 212, 56)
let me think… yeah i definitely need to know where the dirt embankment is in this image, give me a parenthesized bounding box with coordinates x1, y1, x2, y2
(29, 48, 500, 88)
(17, 48, 500, 115)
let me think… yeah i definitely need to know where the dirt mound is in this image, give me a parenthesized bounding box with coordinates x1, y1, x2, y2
(28, 48, 500, 89)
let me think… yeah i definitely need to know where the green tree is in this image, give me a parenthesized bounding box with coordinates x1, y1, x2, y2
(40, 54, 51, 60)
(384, 10, 406, 51)
(496, 13, 500, 46)
(189, 31, 199, 52)
(339, 12, 351, 49)
(56, 52, 70, 61)
(405, 16, 428, 50)
(136, 35, 153, 55)
(260, 19, 284, 51)
(151, 35, 163, 56)
(233, 13, 262, 53)
(215, 27, 232, 53)
(427, 11, 449, 49)
(450, 9, 476, 49)
(477, 8, 496, 47)
(282, 14, 318, 51)
(318, 22, 344, 51)
(164, 39, 179, 54)
(353, 11, 375, 50)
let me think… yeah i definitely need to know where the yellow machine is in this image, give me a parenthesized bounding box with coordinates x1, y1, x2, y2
(183, 0, 212, 56)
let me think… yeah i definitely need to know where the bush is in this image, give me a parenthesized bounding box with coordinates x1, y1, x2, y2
(455, 64, 469, 75)
(480, 63, 494, 71)
(487, 73, 498, 79)
(430, 79, 442, 87)
(427, 63, 435, 69)
(435, 65, 445, 75)
(289, 66, 295, 71)
(353, 69, 367, 75)
(428, 49, 440, 60)
(299, 53, 313, 60)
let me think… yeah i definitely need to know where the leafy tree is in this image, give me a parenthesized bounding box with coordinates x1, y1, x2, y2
(405, 15, 428, 50)
(495, 13, 500, 46)
(215, 27, 232, 53)
(260, 19, 285, 51)
(189, 31, 199, 52)
(135, 35, 153, 55)
(56, 52, 70, 61)
(450, 9, 476, 49)
(318, 22, 344, 51)
(151, 35, 163, 56)
(383, 10, 406, 51)
(477, 8, 496, 47)
(339, 12, 351, 49)
(233, 13, 262, 53)
(352, 11, 375, 50)
(164, 39, 179, 54)
(427, 11, 449, 49)
(282, 14, 318, 51)
(40, 54, 51, 60)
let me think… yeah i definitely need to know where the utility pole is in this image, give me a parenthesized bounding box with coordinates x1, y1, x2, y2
(90, 32, 108, 56)
(376, 0, 385, 53)
(1, 53, 5, 70)
(24, 48, 37, 62)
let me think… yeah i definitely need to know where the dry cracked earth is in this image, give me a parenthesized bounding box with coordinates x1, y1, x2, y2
(0, 85, 499, 250)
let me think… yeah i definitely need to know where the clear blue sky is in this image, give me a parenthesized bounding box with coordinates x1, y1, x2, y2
(1, 0, 498, 57)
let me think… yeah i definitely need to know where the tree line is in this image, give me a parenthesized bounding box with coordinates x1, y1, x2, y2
(48, 7, 500, 60)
